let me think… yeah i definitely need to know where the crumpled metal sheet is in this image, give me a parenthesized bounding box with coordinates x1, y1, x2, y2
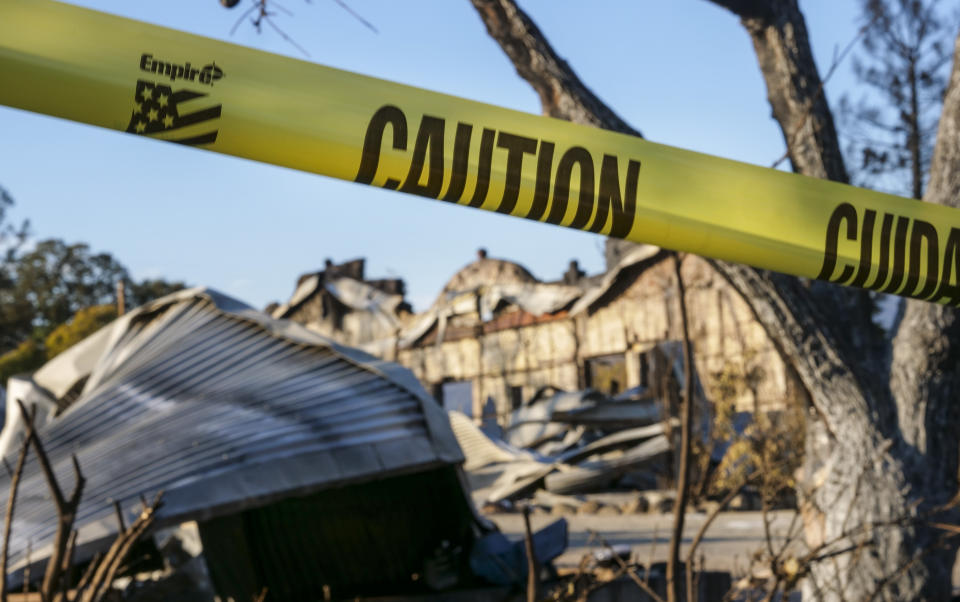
(323, 277, 404, 329)
(271, 275, 405, 335)
(504, 391, 605, 450)
(469, 518, 567, 585)
(544, 435, 670, 494)
(0, 288, 464, 571)
(447, 411, 533, 471)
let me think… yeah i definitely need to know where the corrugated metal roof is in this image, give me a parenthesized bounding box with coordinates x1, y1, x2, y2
(0, 288, 463, 570)
(447, 411, 532, 470)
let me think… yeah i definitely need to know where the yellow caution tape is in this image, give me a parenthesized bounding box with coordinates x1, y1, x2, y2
(2, 0, 959, 305)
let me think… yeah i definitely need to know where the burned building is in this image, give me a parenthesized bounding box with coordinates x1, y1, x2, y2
(267, 258, 411, 349)
(274, 246, 807, 422)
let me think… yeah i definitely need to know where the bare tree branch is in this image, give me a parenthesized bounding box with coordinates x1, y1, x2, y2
(882, 30, 960, 590)
(15, 400, 86, 600)
(79, 491, 163, 602)
(522, 505, 538, 602)
(1, 402, 35, 602)
(469, 0, 640, 136)
(588, 530, 666, 602)
(330, 0, 377, 34)
(58, 529, 78, 601)
(685, 472, 760, 599)
(707, 0, 847, 182)
(666, 254, 694, 602)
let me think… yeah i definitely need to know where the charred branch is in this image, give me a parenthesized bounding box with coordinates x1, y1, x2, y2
(13, 400, 86, 600)
(0, 403, 34, 602)
(78, 492, 163, 602)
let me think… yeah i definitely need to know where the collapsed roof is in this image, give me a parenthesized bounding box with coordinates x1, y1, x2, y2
(0, 288, 464, 571)
(277, 244, 667, 356)
(452, 342, 709, 503)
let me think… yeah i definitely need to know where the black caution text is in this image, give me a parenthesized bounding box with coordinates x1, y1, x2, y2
(354, 105, 641, 239)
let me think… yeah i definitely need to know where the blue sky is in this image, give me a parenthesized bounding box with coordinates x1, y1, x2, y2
(1, 1, 865, 311)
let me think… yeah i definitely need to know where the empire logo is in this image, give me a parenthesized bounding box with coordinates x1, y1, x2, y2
(125, 54, 224, 147)
(139, 53, 224, 85)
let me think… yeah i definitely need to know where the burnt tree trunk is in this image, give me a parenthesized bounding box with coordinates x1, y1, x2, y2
(469, 0, 960, 599)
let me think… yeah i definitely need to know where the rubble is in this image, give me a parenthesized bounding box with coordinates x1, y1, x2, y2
(278, 249, 806, 426)
(451, 355, 703, 506)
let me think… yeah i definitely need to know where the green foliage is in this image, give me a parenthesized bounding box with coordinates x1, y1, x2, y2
(127, 278, 186, 308)
(0, 305, 119, 385)
(0, 338, 45, 385)
(44, 304, 118, 360)
(2, 241, 186, 349)
(10, 239, 128, 335)
(0, 238, 126, 350)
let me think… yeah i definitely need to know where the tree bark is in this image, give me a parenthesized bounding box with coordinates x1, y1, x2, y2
(713, 2, 960, 598)
(883, 32, 960, 594)
(469, 0, 960, 599)
(734, 1, 847, 183)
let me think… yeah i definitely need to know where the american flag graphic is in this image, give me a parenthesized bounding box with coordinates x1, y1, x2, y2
(125, 80, 221, 146)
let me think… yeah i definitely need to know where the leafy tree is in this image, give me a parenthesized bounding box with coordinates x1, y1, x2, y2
(0, 339, 44, 385)
(1, 305, 118, 388)
(0, 238, 126, 379)
(840, 0, 955, 198)
(5, 239, 128, 343)
(0, 279, 187, 383)
(0, 286, 189, 385)
(0, 186, 28, 259)
(0, 233, 186, 358)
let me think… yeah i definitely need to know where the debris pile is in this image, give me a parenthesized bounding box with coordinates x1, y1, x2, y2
(447, 341, 718, 512)
(454, 401, 693, 511)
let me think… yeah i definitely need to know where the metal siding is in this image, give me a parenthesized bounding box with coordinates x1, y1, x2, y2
(0, 295, 462, 570)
